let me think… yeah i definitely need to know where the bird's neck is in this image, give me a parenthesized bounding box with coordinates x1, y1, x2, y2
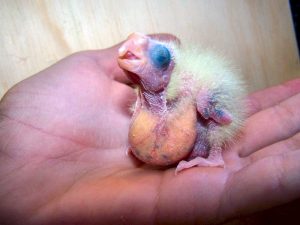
(140, 89, 167, 115)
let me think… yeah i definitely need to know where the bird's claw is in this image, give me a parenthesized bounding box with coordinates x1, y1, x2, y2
(175, 156, 224, 174)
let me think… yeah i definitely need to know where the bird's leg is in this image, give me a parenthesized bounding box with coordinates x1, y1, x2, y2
(187, 122, 209, 159)
(175, 121, 225, 174)
(196, 89, 232, 125)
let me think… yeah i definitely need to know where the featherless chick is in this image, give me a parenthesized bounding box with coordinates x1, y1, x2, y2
(117, 33, 247, 174)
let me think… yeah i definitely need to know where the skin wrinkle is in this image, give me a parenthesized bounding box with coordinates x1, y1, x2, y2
(1, 104, 128, 164)
(272, 102, 298, 130)
(210, 170, 232, 225)
(0, 159, 54, 208)
(111, 169, 152, 224)
(0, 117, 16, 160)
(2, 90, 66, 115)
(269, 102, 300, 140)
(191, 185, 199, 225)
(143, 91, 167, 114)
(46, 146, 92, 162)
(282, 134, 300, 151)
(2, 93, 134, 223)
(31, 164, 127, 224)
(255, 155, 289, 202)
(289, 132, 300, 148)
(269, 154, 286, 196)
(0, 145, 14, 159)
(100, 168, 155, 225)
(218, 159, 251, 219)
(153, 169, 167, 225)
(0, 162, 28, 185)
(47, 147, 131, 169)
(246, 95, 262, 116)
(218, 154, 291, 221)
(30, 167, 95, 223)
(0, 113, 101, 150)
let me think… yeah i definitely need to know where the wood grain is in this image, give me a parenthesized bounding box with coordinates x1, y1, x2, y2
(0, 0, 299, 98)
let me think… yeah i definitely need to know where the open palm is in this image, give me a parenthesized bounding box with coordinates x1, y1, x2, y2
(0, 36, 300, 225)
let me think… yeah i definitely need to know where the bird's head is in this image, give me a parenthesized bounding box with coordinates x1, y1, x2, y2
(118, 32, 175, 93)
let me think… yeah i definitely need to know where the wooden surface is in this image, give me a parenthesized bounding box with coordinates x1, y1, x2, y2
(0, 0, 299, 98)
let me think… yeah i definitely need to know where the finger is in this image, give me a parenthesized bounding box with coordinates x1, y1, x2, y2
(220, 150, 300, 219)
(247, 78, 300, 116)
(247, 132, 300, 162)
(85, 33, 180, 84)
(238, 93, 300, 157)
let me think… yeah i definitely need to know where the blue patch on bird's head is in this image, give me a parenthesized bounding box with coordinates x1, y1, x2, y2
(149, 44, 171, 69)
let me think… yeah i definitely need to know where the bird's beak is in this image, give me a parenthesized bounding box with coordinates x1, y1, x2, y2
(117, 32, 149, 74)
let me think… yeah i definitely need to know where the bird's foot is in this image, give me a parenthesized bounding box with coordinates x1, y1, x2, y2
(175, 150, 224, 174)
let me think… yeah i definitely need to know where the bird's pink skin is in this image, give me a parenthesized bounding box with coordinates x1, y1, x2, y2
(118, 32, 174, 98)
(118, 32, 231, 173)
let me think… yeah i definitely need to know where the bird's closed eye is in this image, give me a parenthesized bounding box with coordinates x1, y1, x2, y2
(149, 44, 171, 70)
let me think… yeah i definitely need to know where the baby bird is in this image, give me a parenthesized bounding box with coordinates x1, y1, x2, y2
(117, 33, 246, 173)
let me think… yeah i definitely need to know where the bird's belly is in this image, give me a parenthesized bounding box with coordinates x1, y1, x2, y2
(129, 102, 197, 166)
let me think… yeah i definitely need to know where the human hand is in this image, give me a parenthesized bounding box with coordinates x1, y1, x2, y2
(0, 34, 300, 225)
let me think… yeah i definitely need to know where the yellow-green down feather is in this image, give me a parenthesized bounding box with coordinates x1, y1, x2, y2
(165, 44, 247, 145)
